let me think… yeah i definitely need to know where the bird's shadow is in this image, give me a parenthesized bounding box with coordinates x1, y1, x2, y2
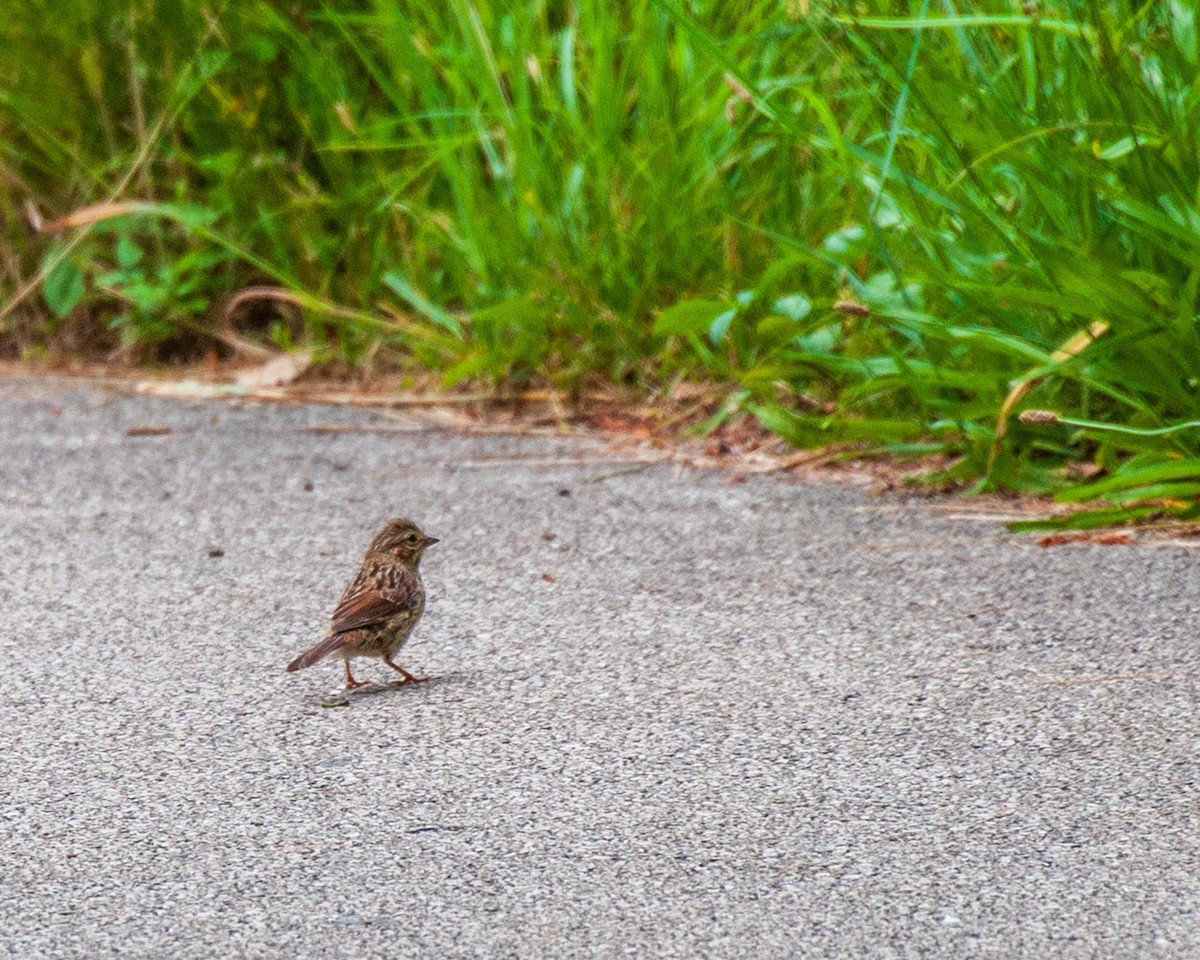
(317, 671, 471, 708)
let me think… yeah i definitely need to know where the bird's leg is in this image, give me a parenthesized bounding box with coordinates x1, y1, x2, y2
(344, 659, 371, 689)
(384, 658, 428, 686)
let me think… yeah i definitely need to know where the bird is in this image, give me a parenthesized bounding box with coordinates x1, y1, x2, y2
(287, 517, 439, 689)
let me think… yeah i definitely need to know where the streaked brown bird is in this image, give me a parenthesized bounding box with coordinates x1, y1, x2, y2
(287, 517, 439, 689)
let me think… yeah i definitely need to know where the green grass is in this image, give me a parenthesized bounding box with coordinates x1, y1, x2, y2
(4, 1, 1200, 525)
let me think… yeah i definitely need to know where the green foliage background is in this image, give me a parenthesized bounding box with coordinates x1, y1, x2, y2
(4, 1, 1200, 522)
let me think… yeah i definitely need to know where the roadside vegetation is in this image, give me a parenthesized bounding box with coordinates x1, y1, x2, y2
(3, 2, 1199, 527)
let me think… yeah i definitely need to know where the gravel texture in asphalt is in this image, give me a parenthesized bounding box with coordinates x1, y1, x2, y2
(1, 376, 1197, 958)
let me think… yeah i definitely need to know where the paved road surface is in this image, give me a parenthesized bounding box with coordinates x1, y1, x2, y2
(1, 376, 1196, 958)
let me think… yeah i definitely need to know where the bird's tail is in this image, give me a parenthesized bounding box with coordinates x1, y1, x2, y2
(286, 634, 347, 672)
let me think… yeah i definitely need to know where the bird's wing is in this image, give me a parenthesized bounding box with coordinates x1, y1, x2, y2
(329, 567, 421, 635)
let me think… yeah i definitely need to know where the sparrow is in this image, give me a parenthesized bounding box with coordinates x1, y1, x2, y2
(287, 518, 438, 689)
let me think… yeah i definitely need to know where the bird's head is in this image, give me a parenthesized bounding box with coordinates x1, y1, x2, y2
(367, 517, 439, 566)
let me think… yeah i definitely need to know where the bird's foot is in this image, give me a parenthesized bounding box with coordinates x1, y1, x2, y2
(344, 678, 372, 690)
(383, 659, 428, 686)
(389, 675, 430, 687)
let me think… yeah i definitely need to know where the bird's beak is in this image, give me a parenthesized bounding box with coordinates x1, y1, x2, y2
(423, 535, 440, 547)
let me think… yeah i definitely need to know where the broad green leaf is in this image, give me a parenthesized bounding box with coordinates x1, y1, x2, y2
(442, 351, 494, 387)
(42, 260, 85, 317)
(652, 300, 732, 337)
(755, 316, 801, 350)
(1008, 505, 1159, 532)
(471, 296, 548, 332)
(1056, 459, 1200, 502)
(159, 203, 220, 230)
(749, 403, 931, 448)
(116, 235, 144, 269)
(1104, 482, 1200, 505)
(822, 224, 866, 254)
(708, 308, 737, 344)
(772, 294, 812, 321)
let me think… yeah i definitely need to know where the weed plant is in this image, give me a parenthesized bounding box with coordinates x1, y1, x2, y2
(3, 1, 1199, 524)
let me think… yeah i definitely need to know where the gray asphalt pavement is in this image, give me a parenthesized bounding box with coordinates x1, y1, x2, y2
(1, 375, 1197, 959)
